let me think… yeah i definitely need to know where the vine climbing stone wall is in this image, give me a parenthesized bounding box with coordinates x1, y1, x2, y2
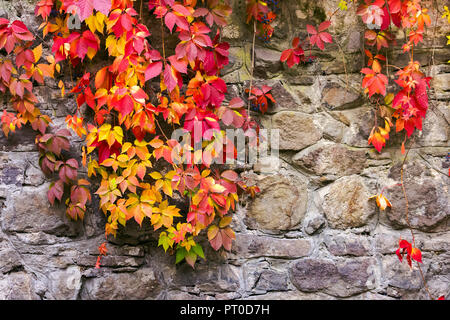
(0, 0, 449, 299)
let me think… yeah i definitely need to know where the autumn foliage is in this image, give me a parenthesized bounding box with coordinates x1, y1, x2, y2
(0, 0, 446, 299)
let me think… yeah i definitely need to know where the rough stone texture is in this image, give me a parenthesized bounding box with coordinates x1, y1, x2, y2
(272, 111, 323, 150)
(0, 0, 449, 301)
(320, 175, 376, 230)
(386, 160, 449, 232)
(292, 140, 366, 178)
(231, 234, 312, 258)
(290, 257, 374, 297)
(321, 82, 362, 110)
(246, 174, 307, 230)
(80, 268, 161, 300)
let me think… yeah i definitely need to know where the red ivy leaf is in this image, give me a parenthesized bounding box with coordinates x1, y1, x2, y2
(145, 61, 163, 81)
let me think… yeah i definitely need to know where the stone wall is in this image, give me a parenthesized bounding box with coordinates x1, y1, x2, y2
(0, 0, 449, 300)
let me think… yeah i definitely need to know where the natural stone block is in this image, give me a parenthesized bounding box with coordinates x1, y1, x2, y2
(1, 183, 82, 237)
(254, 270, 289, 292)
(320, 175, 375, 229)
(304, 216, 326, 235)
(0, 242, 22, 274)
(172, 263, 241, 293)
(292, 140, 366, 178)
(324, 232, 371, 256)
(386, 161, 449, 232)
(47, 266, 82, 300)
(232, 234, 312, 258)
(80, 268, 162, 299)
(321, 83, 362, 110)
(246, 175, 307, 230)
(290, 257, 374, 297)
(0, 272, 39, 300)
(272, 111, 322, 150)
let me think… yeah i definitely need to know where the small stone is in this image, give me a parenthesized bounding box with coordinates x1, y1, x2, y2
(290, 257, 374, 297)
(254, 270, 289, 292)
(346, 31, 361, 53)
(1, 183, 82, 237)
(324, 232, 371, 256)
(304, 216, 326, 235)
(290, 258, 340, 292)
(0, 243, 22, 273)
(254, 48, 282, 77)
(172, 263, 241, 292)
(431, 73, 450, 99)
(47, 266, 82, 300)
(0, 272, 39, 300)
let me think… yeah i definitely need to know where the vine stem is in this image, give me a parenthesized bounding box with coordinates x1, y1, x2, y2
(247, 19, 256, 117)
(160, 16, 166, 66)
(399, 138, 433, 300)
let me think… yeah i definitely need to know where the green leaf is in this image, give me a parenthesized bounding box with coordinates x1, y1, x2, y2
(175, 247, 187, 264)
(185, 251, 197, 268)
(158, 232, 168, 252)
(192, 244, 205, 259)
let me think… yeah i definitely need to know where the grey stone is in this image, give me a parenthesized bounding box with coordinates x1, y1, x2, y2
(80, 268, 162, 299)
(0, 272, 39, 300)
(1, 183, 82, 236)
(172, 263, 241, 293)
(232, 234, 311, 258)
(246, 174, 307, 230)
(290, 258, 339, 293)
(386, 161, 449, 232)
(324, 232, 371, 256)
(254, 270, 289, 292)
(290, 257, 374, 297)
(320, 175, 376, 229)
(47, 266, 82, 300)
(292, 141, 366, 178)
(304, 216, 326, 235)
(321, 83, 362, 110)
(0, 242, 22, 274)
(272, 111, 322, 150)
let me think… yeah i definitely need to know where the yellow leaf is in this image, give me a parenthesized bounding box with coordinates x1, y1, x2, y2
(33, 44, 42, 63)
(58, 80, 65, 97)
(98, 123, 111, 142)
(150, 171, 163, 180)
(113, 126, 123, 145)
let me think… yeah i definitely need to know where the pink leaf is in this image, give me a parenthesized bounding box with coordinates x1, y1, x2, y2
(145, 61, 163, 81)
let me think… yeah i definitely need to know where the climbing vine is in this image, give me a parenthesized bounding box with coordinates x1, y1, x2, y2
(0, 0, 447, 299)
(279, 0, 446, 300)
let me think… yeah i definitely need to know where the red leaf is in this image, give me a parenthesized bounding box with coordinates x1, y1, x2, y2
(93, 0, 111, 16)
(116, 94, 134, 116)
(411, 247, 422, 263)
(306, 24, 317, 35)
(318, 20, 331, 32)
(47, 180, 64, 205)
(221, 170, 238, 182)
(209, 229, 222, 251)
(165, 12, 176, 33)
(228, 97, 244, 109)
(145, 61, 163, 81)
